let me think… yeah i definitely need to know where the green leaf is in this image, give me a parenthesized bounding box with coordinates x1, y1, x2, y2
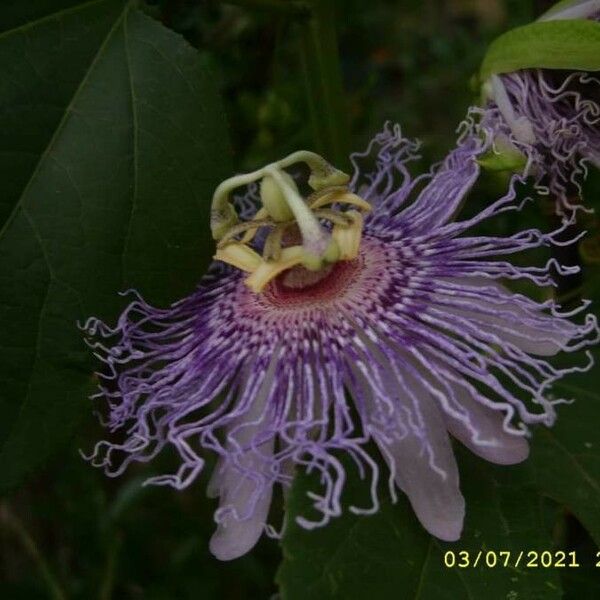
(278, 450, 562, 600)
(0, 0, 231, 492)
(530, 355, 600, 546)
(480, 20, 600, 81)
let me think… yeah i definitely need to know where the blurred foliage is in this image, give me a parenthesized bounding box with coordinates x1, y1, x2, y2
(1, 0, 599, 598)
(148, 0, 535, 168)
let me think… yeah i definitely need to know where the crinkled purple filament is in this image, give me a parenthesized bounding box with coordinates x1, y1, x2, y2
(81, 123, 599, 561)
(480, 68, 600, 216)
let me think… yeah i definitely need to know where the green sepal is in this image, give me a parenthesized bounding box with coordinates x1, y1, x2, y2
(480, 19, 600, 81)
(477, 138, 528, 173)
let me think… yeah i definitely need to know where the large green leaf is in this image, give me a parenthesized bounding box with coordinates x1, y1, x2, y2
(530, 357, 600, 546)
(278, 449, 562, 600)
(278, 336, 600, 598)
(0, 0, 231, 492)
(480, 19, 600, 81)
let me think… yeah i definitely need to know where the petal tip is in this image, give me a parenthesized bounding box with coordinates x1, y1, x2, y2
(209, 524, 261, 561)
(486, 436, 530, 466)
(420, 500, 466, 543)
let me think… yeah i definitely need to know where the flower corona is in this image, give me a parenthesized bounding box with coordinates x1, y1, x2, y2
(82, 124, 598, 561)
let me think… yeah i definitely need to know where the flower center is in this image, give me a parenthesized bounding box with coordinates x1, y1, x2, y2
(280, 264, 334, 289)
(264, 256, 363, 307)
(210, 151, 372, 294)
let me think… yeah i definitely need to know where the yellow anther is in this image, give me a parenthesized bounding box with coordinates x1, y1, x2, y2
(214, 243, 262, 273)
(217, 218, 273, 248)
(307, 168, 350, 191)
(245, 246, 307, 293)
(332, 210, 364, 260)
(241, 207, 270, 244)
(323, 239, 341, 263)
(309, 188, 372, 213)
(263, 225, 286, 261)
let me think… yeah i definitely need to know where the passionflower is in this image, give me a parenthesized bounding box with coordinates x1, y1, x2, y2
(476, 2, 600, 215)
(82, 124, 598, 561)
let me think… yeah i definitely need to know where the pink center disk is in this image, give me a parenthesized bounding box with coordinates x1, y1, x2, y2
(264, 258, 362, 307)
(280, 264, 334, 289)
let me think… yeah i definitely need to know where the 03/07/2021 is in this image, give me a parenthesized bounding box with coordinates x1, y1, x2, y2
(442, 550, 595, 569)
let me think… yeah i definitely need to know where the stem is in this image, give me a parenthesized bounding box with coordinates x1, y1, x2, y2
(297, 0, 351, 169)
(99, 534, 122, 600)
(220, 0, 350, 168)
(221, 0, 310, 16)
(0, 502, 67, 600)
(265, 166, 328, 251)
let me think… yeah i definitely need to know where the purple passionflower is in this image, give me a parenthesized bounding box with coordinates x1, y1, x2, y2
(82, 124, 598, 561)
(477, 4, 600, 215)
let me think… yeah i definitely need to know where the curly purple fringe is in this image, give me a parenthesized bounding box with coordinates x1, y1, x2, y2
(81, 123, 599, 560)
(480, 67, 600, 216)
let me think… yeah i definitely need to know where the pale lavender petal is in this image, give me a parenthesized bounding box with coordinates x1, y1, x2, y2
(442, 277, 577, 356)
(209, 465, 274, 561)
(440, 378, 529, 465)
(374, 362, 465, 542)
(539, 0, 600, 21)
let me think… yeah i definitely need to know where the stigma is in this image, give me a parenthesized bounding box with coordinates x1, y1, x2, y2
(211, 151, 372, 293)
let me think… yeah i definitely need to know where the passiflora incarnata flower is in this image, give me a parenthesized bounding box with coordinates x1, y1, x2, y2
(476, 1, 600, 215)
(82, 124, 598, 561)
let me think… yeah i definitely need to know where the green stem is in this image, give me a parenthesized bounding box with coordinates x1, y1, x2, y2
(220, 0, 350, 167)
(297, 0, 350, 168)
(0, 502, 67, 600)
(99, 534, 122, 600)
(221, 0, 310, 16)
